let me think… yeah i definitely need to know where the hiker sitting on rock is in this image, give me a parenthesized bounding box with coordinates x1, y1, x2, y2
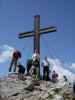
(9, 49, 21, 72)
(52, 70, 58, 83)
(17, 64, 25, 80)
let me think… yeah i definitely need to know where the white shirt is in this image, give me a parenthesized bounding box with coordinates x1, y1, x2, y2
(42, 59, 50, 67)
(32, 53, 40, 61)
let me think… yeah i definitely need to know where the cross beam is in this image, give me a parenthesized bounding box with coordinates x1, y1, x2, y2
(18, 15, 57, 54)
(19, 27, 56, 38)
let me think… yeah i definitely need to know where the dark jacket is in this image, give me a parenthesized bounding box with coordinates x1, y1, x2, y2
(18, 65, 25, 74)
(13, 51, 21, 59)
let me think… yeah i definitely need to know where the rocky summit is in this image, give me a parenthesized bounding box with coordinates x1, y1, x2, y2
(0, 73, 74, 100)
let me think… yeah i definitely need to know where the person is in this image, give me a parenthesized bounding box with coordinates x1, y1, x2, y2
(9, 49, 21, 72)
(32, 49, 40, 80)
(26, 59, 33, 75)
(32, 49, 40, 61)
(32, 58, 40, 79)
(17, 64, 25, 80)
(52, 70, 58, 83)
(73, 80, 75, 94)
(42, 56, 50, 81)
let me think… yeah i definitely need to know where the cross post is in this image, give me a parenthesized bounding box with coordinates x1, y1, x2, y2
(34, 15, 40, 54)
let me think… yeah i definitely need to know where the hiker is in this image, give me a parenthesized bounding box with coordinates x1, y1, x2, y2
(32, 49, 40, 80)
(32, 58, 40, 79)
(73, 80, 75, 93)
(9, 49, 21, 72)
(17, 64, 25, 80)
(26, 59, 33, 75)
(42, 56, 50, 81)
(52, 70, 58, 83)
(32, 49, 40, 61)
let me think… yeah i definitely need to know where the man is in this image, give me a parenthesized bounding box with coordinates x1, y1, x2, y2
(73, 80, 75, 94)
(17, 64, 25, 80)
(32, 49, 40, 80)
(42, 56, 51, 81)
(9, 49, 21, 72)
(32, 49, 40, 61)
(32, 58, 40, 80)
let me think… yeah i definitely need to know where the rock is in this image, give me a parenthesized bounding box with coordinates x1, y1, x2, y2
(25, 84, 34, 92)
(32, 80, 40, 86)
(0, 73, 73, 100)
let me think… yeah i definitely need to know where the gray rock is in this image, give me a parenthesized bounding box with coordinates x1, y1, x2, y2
(0, 73, 73, 100)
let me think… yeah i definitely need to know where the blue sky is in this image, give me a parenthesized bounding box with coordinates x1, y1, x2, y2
(0, 0, 75, 75)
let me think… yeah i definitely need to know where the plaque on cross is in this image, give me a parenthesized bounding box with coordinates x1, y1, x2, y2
(18, 15, 57, 54)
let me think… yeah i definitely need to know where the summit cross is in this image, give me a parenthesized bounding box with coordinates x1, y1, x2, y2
(18, 15, 57, 54)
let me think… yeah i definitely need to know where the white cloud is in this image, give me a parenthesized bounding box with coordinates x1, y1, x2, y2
(71, 63, 75, 68)
(0, 44, 14, 63)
